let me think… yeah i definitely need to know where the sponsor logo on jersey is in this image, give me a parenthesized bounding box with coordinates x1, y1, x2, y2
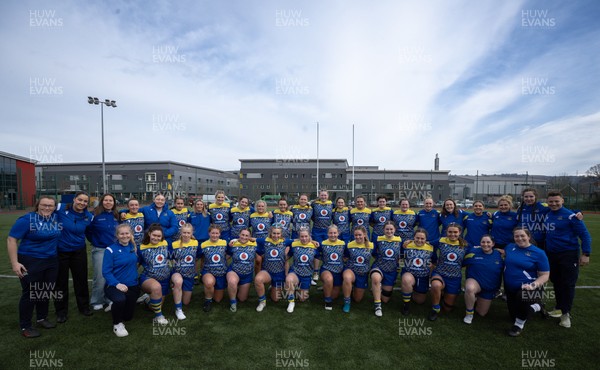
(184, 255, 194, 263)
(379, 216, 386, 223)
(385, 249, 394, 257)
(237, 218, 245, 225)
(216, 213, 223, 221)
(330, 252, 339, 261)
(257, 223, 265, 231)
(357, 219, 364, 225)
(356, 256, 365, 264)
(134, 225, 143, 233)
(179, 219, 185, 227)
(300, 254, 309, 263)
(399, 221, 407, 228)
(240, 252, 249, 261)
(413, 258, 423, 267)
(338, 215, 346, 222)
(270, 249, 279, 258)
(447, 252, 458, 262)
(320, 209, 328, 216)
(299, 213, 307, 220)
(155, 254, 165, 264)
(211, 254, 221, 263)
(280, 220, 287, 226)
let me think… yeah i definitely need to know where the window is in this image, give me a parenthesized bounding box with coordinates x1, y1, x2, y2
(146, 183, 158, 192)
(291, 174, 298, 179)
(69, 175, 79, 181)
(145, 173, 157, 182)
(111, 174, 123, 181)
(355, 184, 363, 189)
(272, 174, 279, 179)
(112, 184, 123, 191)
(325, 173, 333, 179)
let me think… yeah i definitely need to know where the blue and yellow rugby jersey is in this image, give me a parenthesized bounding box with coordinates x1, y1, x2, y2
(463, 247, 503, 292)
(319, 239, 346, 274)
(250, 212, 272, 239)
(172, 207, 190, 240)
(401, 241, 435, 278)
(171, 239, 199, 278)
(291, 205, 313, 234)
(288, 241, 318, 277)
(209, 202, 231, 232)
(199, 239, 228, 276)
(123, 212, 145, 246)
(344, 241, 374, 275)
(350, 207, 372, 236)
(372, 236, 402, 273)
(312, 200, 333, 230)
(256, 237, 292, 274)
(440, 209, 467, 237)
(433, 237, 466, 279)
(332, 207, 351, 236)
(392, 209, 416, 241)
(272, 209, 293, 238)
(370, 207, 392, 237)
(228, 240, 258, 276)
(416, 209, 441, 241)
(139, 240, 170, 281)
(230, 206, 252, 238)
(463, 213, 492, 247)
(516, 202, 550, 244)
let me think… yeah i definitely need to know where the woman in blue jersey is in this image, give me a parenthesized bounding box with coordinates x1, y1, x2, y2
(285, 228, 319, 313)
(440, 199, 466, 237)
(319, 225, 346, 310)
(341, 226, 374, 313)
(393, 199, 417, 242)
(170, 223, 198, 320)
(138, 224, 171, 325)
(171, 196, 190, 241)
(226, 229, 257, 312)
(254, 225, 292, 312)
(370, 221, 402, 317)
(400, 228, 435, 316)
(332, 197, 351, 244)
(87, 193, 119, 311)
(370, 196, 392, 243)
(350, 196, 372, 240)
(250, 200, 272, 239)
(428, 223, 468, 321)
(102, 224, 139, 337)
(54, 191, 94, 323)
(199, 225, 228, 312)
(8, 196, 61, 338)
(208, 190, 232, 241)
(272, 198, 293, 239)
(503, 227, 550, 336)
(416, 198, 441, 247)
(135, 193, 179, 243)
(463, 201, 491, 247)
(230, 196, 252, 239)
(291, 194, 312, 238)
(490, 195, 518, 249)
(122, 198, 145, 247)
(188, 199, 210, 286)
(311, 190, 333, 284)
(462, 235, 504, 324)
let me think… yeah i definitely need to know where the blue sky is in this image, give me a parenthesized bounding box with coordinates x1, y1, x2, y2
(1, 0, 599, 175)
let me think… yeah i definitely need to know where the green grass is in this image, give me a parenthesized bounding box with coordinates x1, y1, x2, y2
(0, 212, 598, 369)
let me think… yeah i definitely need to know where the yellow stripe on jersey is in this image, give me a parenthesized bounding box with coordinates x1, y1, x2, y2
(172, 208, 189, 215)
(377, 235, 402, 243)
(350, 208, 372, 214)
(314, 200, 332, 205)
(209, 203, 230, 209)
(291, 241, 317, 249)
(393, 209, 416, 215)
(274, 210, 293, 216)
(172, 240, 199, 249)
(335, 207, 349, 212)
(231, 207, 250, 213)
(404, 241, 434, 252)
(140, 240, 168, 250)
(201, 239, 228, 248)
(251, 212, 270, 218)
(347, 241, 373, 249)
(374, 207, 392, 211)
(265, 237, 284, 244)
(322, 239, 346, 247)
(232, 241, 258, 247)
(292, 205, 310, 209)
(124, 213, 144, 220)
(439, 237, 463, 246)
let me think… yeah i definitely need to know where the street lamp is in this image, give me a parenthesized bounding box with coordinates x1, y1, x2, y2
(87, 96, 117, 194)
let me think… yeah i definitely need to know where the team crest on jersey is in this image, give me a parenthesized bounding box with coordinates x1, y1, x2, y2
(379, 216, 386, 223)
(357, 219, 364, 225)
(155, 254, 165, 264)
(211, 255, 221, 263)
(240, 252, 249, 261)
(237, 218, 244, 225)
(385, 249, 394, 257)
(184, 255, 194, 263)
(339, 215, 346, 222)
(447, 252, 458, 262)
(134, 225, 143, 233)
(216, 213, 223, 221)
(179, 220, 185, 227)
(356, 256, 365, 264)
(399, 221, 407, 228)
(257, 223, 265, 231)
(330, 253, 339, 261)
(320, 209, 328, 216)
(300, 254, 309, 263)
(270, 249, 279, 258)
(299, 214, 307, 220)
(413, 258, 423, 267)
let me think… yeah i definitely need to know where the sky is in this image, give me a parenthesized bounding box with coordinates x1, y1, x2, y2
(1, 0, 599, 176)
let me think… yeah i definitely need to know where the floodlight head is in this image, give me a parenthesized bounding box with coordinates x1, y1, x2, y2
(110, 100, 117, 107)
(93, 97, 100, 105)
(87, 96, 94, 104)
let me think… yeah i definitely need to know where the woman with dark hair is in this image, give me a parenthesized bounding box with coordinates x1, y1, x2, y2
(440, 199, 467, 237)
(86, 193, 119, 311)
(54, 191, 94, 323)
(332, 197, 351, 244)
(8, 196, 61, 338)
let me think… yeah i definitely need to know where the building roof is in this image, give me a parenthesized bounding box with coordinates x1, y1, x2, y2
(37, 160, 231, 175)
(0, 150, 36, 163)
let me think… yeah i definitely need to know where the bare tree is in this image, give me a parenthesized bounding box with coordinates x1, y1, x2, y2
(586, 163, 600, 178)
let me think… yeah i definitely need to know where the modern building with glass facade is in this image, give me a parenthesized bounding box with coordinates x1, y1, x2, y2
(0, 151, 36, 209)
